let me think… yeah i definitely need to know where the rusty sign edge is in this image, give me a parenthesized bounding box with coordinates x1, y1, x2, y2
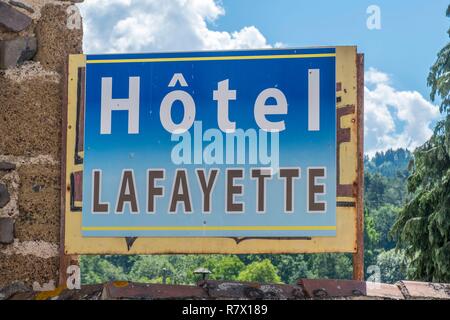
(63, 46, 360, 254)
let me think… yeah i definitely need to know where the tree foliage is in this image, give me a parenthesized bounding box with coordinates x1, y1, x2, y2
(365, 148, 411, 178)
(376, 249, 408, 284)
(364, 149, 411, 209)
(428, 5, 450, 114)
(392, 5, 450, 282)
(236, 259, 282, 283)
(363, 149, 411, 271)
(80, 255, 127, 284)
(206, 255, 245, 281)
(129, 256, 174, 283)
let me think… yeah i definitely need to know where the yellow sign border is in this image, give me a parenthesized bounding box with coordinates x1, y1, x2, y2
(82, 226, 337, 231)
(86, 53, 335, 64)
(64, 46, 360, 254)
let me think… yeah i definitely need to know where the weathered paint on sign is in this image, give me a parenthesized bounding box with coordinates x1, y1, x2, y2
(82, 48, 337, 237)
(63, 46, 362, 254)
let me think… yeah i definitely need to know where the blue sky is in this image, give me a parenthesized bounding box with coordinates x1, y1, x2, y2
(214, 0, 449, 97)
(78, 0, 449, 155)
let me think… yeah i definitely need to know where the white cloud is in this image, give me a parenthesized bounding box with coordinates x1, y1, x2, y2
(365, 67, 390, 85)
(78, 0, 271, 53)
(364, 67, 440, 156)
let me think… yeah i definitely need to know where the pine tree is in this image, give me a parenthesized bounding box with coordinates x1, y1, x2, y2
(392, 5, 450, 282)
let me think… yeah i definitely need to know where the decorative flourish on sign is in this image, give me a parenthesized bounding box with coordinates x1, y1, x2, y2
(125, 237, 138, 251)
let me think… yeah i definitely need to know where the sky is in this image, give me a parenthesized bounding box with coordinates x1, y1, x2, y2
(77, 0, 449, 156)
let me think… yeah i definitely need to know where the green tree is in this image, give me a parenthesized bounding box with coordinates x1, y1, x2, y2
(168, 255, 212, 284)
(306, 253, 353, 279)
(80, 255, 126, 284)
(392, 5, 450, 282)
(267, 255, 311, 284)
(376, 249, 408, 284)
(103, 255, 140, 273)
(128, 255, 174, 283)
(237, 259, 282, 283)
(372, 205, 400, 250)
(364, 207, 381, 268)
(236, 254, 307, 284)
(364, 149, 411, 210)
(364, 172, 387, 208)
(205, 255, 245, 281)
(365, 148, 411, 178)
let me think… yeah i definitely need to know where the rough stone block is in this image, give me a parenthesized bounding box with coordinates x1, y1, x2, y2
(0, 2, 32, 32)
(0, 183, 11, 208)
(0, 217, 14, 244)
(102, 282, 208, 300)
(365, 282, 404, 300)
(8, 1, 35, 14)
(0, 161, 16, 171)
(0, 36, 37, 69)
(0, 281, 30, 300)
(35, 3, 83, 72)
(15, 165, 60, 243)
(0, 74, 61, 157)
(397, 280, 450, 300)
(0, 253, 58, 288)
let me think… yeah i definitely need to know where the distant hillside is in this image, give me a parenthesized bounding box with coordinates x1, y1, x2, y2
(363, 148, 412, 279)
(364, 148, 412, 209)
(365, 148, 412, 178)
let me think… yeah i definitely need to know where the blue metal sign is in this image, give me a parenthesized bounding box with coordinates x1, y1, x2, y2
(82, 48, 336, 237)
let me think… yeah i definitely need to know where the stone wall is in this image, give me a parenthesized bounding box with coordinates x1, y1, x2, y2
(0, 0, 83, 291)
